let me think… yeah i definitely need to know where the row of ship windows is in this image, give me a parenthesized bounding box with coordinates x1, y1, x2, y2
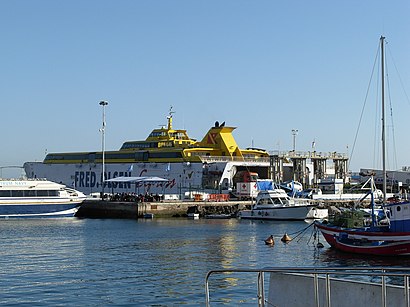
(0, 190, 59, 197)
(121, 141, 191, 150)
(121, 142, 161, 149)
(149, 132, 188, 139)
(45, 152, 184, 161)
(44, 151, 265, 162)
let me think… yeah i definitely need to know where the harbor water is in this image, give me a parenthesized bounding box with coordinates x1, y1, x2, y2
(1, 218, 410, 306)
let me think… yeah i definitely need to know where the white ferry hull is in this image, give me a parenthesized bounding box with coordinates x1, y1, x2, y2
(24, 160, 270, 196)
(24, 161, 205, 195)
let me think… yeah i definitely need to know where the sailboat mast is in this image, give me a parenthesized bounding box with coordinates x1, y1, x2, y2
(381, 35, 387, 202)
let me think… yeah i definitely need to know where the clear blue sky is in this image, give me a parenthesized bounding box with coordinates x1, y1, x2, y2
(1, 1, 409, 178)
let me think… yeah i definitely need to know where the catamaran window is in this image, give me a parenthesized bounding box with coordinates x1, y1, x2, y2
(397, 206, 402, 212)
(49, 190, 59, 196)
(11, 190, 24, 197)
(37, 190, 49, 197)
(0, 191, 11, 197)
(24, 190, 36, 197)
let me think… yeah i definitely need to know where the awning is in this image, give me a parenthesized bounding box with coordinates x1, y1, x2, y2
(104, 176, 169, 183)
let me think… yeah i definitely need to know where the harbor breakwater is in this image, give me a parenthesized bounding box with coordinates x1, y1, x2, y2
(75, 198, 369, 219)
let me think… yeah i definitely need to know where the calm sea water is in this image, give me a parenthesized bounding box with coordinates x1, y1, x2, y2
(1, 217, 409, 306)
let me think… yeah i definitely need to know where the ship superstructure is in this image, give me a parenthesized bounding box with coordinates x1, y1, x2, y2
(24, 110, 270, 196)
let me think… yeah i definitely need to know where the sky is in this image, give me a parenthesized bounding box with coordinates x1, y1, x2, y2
(1, 1, 410, 178)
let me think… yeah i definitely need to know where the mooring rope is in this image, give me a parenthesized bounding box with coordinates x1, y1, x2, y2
(285, 222, 315, 243)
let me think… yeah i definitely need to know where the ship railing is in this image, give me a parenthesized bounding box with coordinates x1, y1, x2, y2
(199, 156, 270, 163)
(268, 150, 349, 160)
(205, 266, 410, 307)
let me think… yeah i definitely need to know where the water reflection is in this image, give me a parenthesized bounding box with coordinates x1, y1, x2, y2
(2, 218, 409, 306)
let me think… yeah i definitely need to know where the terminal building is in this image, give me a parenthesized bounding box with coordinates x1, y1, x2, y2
(268, 150, 349, 189)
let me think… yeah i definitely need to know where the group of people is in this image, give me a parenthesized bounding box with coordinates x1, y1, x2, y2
(109, 192, 163, 203)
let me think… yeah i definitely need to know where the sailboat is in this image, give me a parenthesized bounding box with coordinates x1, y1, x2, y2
(315, 36, 410, 256)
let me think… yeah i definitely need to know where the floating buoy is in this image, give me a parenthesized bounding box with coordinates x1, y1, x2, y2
(317, 242, 324, 248)
(281, 233, 292, 243)
(264, 235, 275, 245)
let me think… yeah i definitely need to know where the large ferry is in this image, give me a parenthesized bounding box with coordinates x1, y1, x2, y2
(0, 179, 86, 218)
(24, 109, 270, 196)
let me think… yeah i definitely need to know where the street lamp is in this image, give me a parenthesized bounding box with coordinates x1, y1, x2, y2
(99, 100, 108, 199)
(292, 129, 298, 151)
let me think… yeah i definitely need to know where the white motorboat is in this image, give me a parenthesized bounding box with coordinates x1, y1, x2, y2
(238, 189, 328, 221)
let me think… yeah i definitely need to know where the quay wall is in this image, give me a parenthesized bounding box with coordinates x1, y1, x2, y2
(75, 200, 252, 219)
(75, 199, 370, 219)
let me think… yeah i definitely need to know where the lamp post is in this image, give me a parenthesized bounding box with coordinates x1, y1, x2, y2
(99, 100, 108, 199)
(292, 129, 298, 151)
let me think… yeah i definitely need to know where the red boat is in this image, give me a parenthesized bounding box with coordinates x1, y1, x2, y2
(314, 221, 410, 247)
(333, 235, 410, 256)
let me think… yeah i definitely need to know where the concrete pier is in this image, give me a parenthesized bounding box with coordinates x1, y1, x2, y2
(75, 199, 252, 219)
(75, 198, 368, 219)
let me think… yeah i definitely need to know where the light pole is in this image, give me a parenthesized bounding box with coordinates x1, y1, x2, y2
(292, 129, 298, 151)
(99, 100, 108, 199)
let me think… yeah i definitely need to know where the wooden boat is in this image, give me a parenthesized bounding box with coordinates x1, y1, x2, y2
(333, 235, 410, 256)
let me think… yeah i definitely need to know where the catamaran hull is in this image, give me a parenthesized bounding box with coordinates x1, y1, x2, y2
(0, 202, 81, 218)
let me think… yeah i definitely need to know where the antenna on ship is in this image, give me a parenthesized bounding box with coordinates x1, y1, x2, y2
(167, 106, 175, 130)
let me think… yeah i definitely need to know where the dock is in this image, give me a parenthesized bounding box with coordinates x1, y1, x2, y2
(75, 199, 252, 219)
(75, 198, 369, 219)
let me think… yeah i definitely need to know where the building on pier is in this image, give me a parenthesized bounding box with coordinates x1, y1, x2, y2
(269, 151, 349, 188)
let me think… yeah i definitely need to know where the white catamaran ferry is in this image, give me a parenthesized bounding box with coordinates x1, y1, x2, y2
(23, 109, 270, 196)
(0, 179, 86, 218)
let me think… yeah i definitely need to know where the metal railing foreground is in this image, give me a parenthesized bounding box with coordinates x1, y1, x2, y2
(205, 267, 410, 307)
